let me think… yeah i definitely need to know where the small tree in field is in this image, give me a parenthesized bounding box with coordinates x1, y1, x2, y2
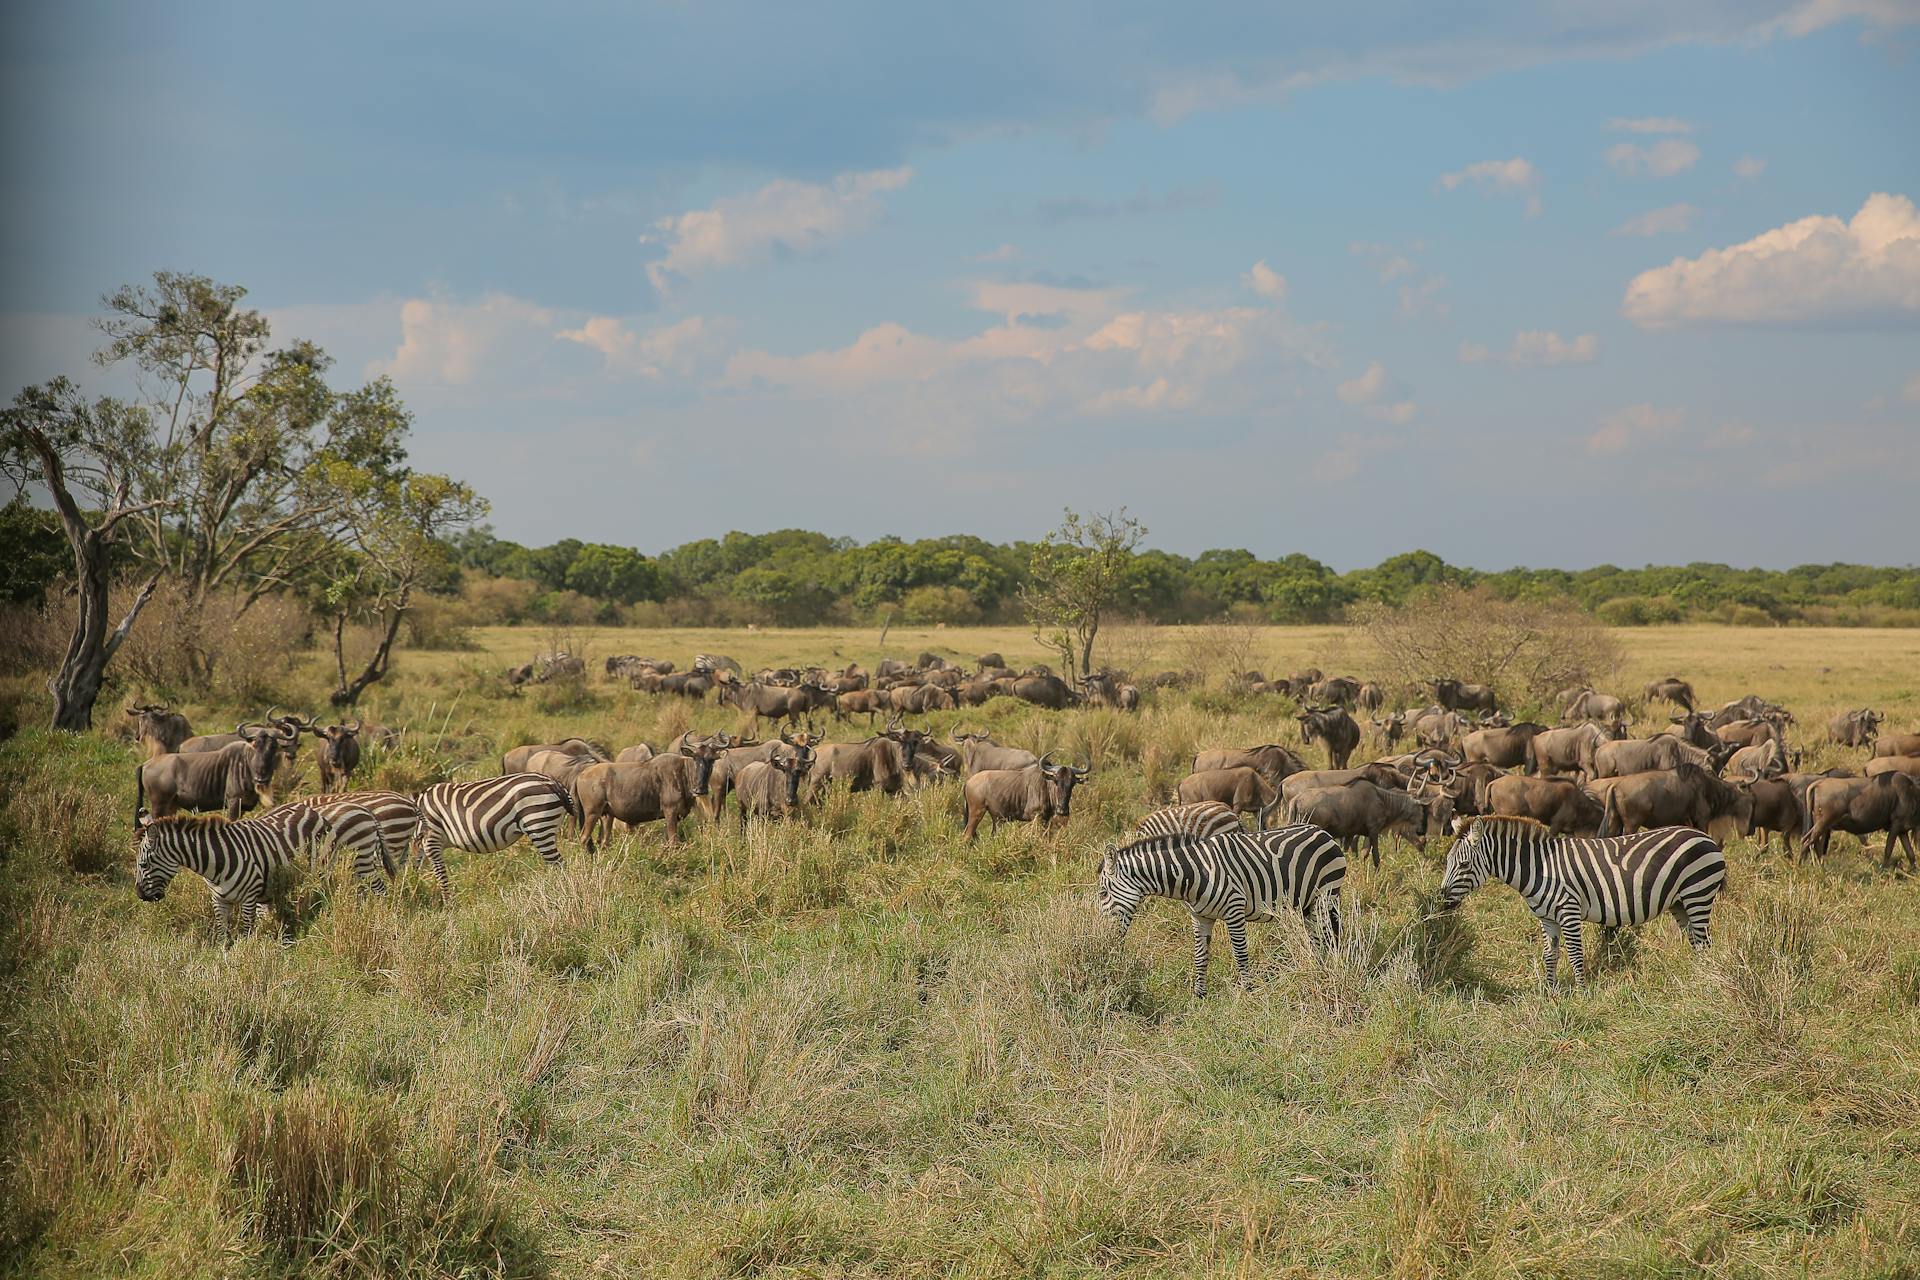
(1021, 507, 1146, 682)
(1, 380, 171, 730)
(1357, 584, 1620, 712)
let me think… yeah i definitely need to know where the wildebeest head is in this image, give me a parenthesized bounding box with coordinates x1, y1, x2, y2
(772, 744, 816, 806)
(881, 719, 927, 768)
(1039, 751, 1092, 819)
(235, 719, 298, 789)
(677, 733, 728, 796)
(780, 723, 828, 753)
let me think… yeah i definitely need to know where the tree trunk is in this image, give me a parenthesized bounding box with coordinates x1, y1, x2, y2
(330, 588, 410, 706)
(49, 558, 157, 731)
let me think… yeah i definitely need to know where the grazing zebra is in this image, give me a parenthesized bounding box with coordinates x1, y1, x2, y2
(1131, 801, 1243, 841)
(413, 774, 580, 897)
(1438, 815, 1726, 985)
(132, 802, 385, 946)
(1096, 825, 1346, 996)
(273, 790, 421, 874)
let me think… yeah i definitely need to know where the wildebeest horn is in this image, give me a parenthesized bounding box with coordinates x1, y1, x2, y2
(1073, 753, 1091, 776)
(346, 719, 362, 734)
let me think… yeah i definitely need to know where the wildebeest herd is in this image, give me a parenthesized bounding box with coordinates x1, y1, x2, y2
(121, 654, 1919, 992)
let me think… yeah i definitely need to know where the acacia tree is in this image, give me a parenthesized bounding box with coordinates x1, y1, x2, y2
(94, 272, 410, 681)
(0, 381, 172, 729)
(321, 470, 487, 706)
(1021, 507, 1146, 682)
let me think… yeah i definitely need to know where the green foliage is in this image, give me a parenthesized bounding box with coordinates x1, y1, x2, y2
(0, 499, 68, 605)
(561, 544, 663, 605)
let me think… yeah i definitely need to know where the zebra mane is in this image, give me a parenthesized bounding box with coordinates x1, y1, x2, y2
(1464, 814, 1550, 837)
(1110, 832, 1196, 860)
(146, 812, 233, 828)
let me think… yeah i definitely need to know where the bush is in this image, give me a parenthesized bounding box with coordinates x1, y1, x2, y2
(458, 575, 540, 626)
(1357, 584, 1621, 708)
(1595, 595, 1684, 626)
(402, 592, 478, 651)
(900, 585, 981, 626)
(115, 583, 311, 702)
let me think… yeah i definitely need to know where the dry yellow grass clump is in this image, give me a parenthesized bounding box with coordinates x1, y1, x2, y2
(2, 624, 1918, 1277)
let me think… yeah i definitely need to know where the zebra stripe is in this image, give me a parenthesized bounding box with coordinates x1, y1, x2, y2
(1438, 815, 1726, 984)
(133, 803, 382, 946)
(414, 774, 579, 896)
(275, 790, 422, 874)
(1097, 825, 1346, 996)
(1131, 802, 1243, 841)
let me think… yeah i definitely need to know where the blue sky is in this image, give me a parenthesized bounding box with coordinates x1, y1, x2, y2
(3, 1, 1917, 569)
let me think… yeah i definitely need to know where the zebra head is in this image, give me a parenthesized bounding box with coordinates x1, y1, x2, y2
(131, 811, 178, 902)
(1094, 845, 1136, 923)
(1436, 821, 1490, 910)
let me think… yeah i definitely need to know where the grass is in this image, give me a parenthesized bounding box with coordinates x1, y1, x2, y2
(2, 624, 1919, 1276)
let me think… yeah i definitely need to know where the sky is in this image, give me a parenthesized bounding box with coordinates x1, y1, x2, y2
(3, 1, 1917, 570)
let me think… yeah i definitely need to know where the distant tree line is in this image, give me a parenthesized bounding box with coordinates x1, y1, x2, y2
(439, 528, 1920, 629)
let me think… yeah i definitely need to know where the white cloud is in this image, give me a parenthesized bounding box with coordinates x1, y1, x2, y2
(370, 294, 554, 385)
(1734, 155, 1768, 179)
(1611, 203, 1697, 237)
(1622, 192, 1920, 329)
(644, 167, 912, 291)
(1606, 138, 1701, 178)
(555, 314, 737, 380)
(1607, 116, 1693, 134)
(1461, 330, 1599, 366)
(1244, 259, 1287, 300)
(1587, 403, 1685, 454)
(1439, 158, 1540, 215)
(1337, 360, 1417, 423)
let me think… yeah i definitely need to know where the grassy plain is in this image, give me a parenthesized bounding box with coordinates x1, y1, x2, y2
(2, 624, 1918, 1277)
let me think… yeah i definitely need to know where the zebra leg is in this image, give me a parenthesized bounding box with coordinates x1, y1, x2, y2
(420, 832, 452, 899)
(532, 826, 563, 867)
(1558, 906, 1587, 983)
(1225, 914, 1252, 990)
(1674, 898, 1713, 950)
(1190, 915, 1213, 998)
(1537, 916, 1560, 988)
(1320, 888, 1343, 949)
(211, 893, 236, 948)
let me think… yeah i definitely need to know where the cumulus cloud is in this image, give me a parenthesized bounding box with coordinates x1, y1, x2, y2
(1244, 259, 1287, 299)
(371, 294, 555, 385)
(1337, 360, 1417, 423)
(1734, 155, 1768, 179)
(644, 167, 912, 292)
(1586, 403, 1685, 454)
(1607, 116, 1693, 134)
(1622, 191, 1920, 328)
(1438, 157, 1540, 215)
(1460, 330, 1598, 365)
(556, 314, 737, 380)
(1606, 138, 1701, 177)
(1611, 203, 1697, 237)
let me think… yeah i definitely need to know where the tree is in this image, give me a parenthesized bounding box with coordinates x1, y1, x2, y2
(1021, 507, 1146, 681)
(1, 381, 172, 729)
(564, 543, 664, 604)
(320, 470, 487, 706)
(94, 272, 411, 679)
(0, 498, 71, 605)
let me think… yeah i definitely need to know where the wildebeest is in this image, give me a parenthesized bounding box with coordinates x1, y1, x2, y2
(1430, 678, 1497, 716)
(1713, 716, 1789, 750)
(125, 704, 193, 758)
(1446, 761, 1508, 821)
(1012, 673, 1076, 710)
(501, 738, 611, 775)
(1080, 670, 1141, 711)
(1191, 743, 1307, 791)
(1643, 677, 1696, 712)
(1870, 733, 1920, 760)
(706, 728, 826, 816)
(1279, 763, 1408, 807)
(733, 745, 817, 824)
(524, 748, 599, 790)
(1593, 763, 1751, 838)
(1462, 722, 1547, 772)
(1563, 689, 1628, 724)
(1306, 676, 1360, 707)
(1530, 724, 1608, 781)
(1287, 780, 1452, 867)
(888, 683, 957, 715)
(1287, 667, 1324, 692)
(1176, 768, 1278, 826)
(1356, 681, 1385, 712)
(1738, 777, 1805, 854)
(1410, 707, 1467, 751)
(1591, 732, 1717, 780)
(1804, 773, 1920, 870)
(975, 652, 1004, 669)
(615, 743, 656, 765)
(311, 721, 363, 794)
(1368, 712, 1407, 751)
(1664, 712, 1718, 751)
(1297, 706, 1360, 769)
(656, 670, 716, 699)
(136, 740, 272, 820)
(807, 723, 928, 797)
(720, 678, 836, 730)
(961, 754, 1089, 840)
(1723, 736, 1791, 782)
(950, 728, 1041, 776)
(1706, 694, 1788, 730)
(574, 735, 726, 849)
(1827, 708, 1883, 748)
(1867, 755, 1920, 782)
(835, 689, 891, 724)
(1486, 775, 1604, 836)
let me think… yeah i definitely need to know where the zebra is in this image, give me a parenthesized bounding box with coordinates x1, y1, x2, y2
(413, 774, 580, 897)
(272, 790, 422, 874)
(132, 802, 385, 946)
(1437, 815, 1726, 985)
(1131, 801, 1243, 841)
(1096, 825, 1346, 996)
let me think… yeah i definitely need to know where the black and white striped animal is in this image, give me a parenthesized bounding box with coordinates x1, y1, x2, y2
(1437, 815, 1726, 985)
(273, 790, 422, 874)
(1130, 802, 1243, 841)
(1096, 825, 1346, 996)
(132, 802, 388, 946)
(413, 774, 580, 897)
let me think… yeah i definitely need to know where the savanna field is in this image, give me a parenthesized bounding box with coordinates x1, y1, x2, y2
(3, 624, 1919, 1279)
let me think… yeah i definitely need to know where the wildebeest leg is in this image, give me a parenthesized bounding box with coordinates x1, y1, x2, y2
(1368, 834, 1381, 870)
(1189, 914, 1213, 997)
(963, 801, 984, 843)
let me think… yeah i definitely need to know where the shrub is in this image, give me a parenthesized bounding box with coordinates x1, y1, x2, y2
(1357, 584, 1621, 708)
(900, 585, 981, 626)
(458, 575, 540, 626)
(115, 583, 311, 702)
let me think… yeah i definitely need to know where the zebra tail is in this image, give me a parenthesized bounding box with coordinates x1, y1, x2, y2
(134, 763, 146, 825)
(550, 777, 585, 829)
(1599, 788, 1619, 838)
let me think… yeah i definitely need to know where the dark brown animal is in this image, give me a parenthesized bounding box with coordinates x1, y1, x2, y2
(1297, 706, 1360, 769)
(1871, 733, 1920, 760)
(135, 740, 269, 820)
(1804, 773, 1920, 870)
(950, 728, 1041, 776)
(1644, 677, 1696, 712)
(501, 738, 611, 775)
(835, 689, 890, 724)
(1356, 682, 1385, 712)
(733, 746, 817, 824)
(1012, 674, 1076, 710)
(1563, 690, 1628, 723)
(1530, 724, 1607, 780)
(1287, 780, 1452, 867)
(1430, 679, 1497, 716)
(1191, 743, 1307, 790)
(1486, 775, 1604, 836)
(1738, 778, 1804, 854)
(961, 755, 1089, 841)
(1590, 733, 1715, 779)
(1461, 722, 1547, 772)
(1593, 763, 1751, 838)
(1175, 768, 1278, 826)
(1866, 755, 1920, 782)
(807, 724, 927, 798)
(1827, 708, 1884, 748)
(125, 704, 193, 758)
(574, 737, 725, 849)
(312, 721, 363, 794)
